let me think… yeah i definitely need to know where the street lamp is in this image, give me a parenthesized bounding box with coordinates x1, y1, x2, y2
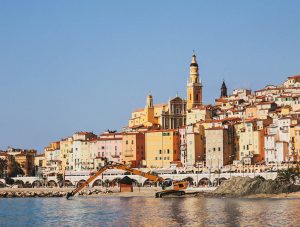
(229, 155, 233, 179)
(209, 158, 212, 187)
(242, 158, 245, 177)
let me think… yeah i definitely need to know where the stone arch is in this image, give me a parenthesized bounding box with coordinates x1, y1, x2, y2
(47, 180, 58, 188)
(198, 177, 211, 187)
(110, 178, 122, 187)
(32, 180, 43, 188)
(143, 179, 155, 187)
(63, 180, 73, 187)
(131, 178, 139, 187)
(0, 181, 5, 188)
(14, 180, 24, 188)
(213, 177, 227, 186)
(219, 177, 227, 185)
(24, 181, 32, 188)
(182, 177, 194, 184)
(77, 179, 86, 187)
(92, 179, 103, 187)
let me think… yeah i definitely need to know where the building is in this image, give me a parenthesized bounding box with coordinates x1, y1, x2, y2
(179, 127, 187, 168)
(98, 131, 123, 163)
(205, 127, 234, 169)
(186, 105, 213, 125)
(60, 137, 73, 171)
(6, 147, 36, 176)
(145, 130, 180, 168)
(238, 119, 267, 164)
(185, 124, 205, 167)
(122, 132, 145, 167)
(128, 94, 186, 130)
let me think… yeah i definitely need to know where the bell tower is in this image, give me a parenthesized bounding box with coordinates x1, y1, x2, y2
(220, 81, 228, 97)
(187, 53, 202, 110)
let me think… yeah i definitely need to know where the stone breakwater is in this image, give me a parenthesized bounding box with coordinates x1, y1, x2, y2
(0, 188, 114, 198)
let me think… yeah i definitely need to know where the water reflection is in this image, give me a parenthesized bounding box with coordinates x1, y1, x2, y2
(0, 197, 300, 226)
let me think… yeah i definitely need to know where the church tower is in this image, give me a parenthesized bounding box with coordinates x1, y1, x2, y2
(145, 93, 154, 123)
(220, 81, 228, 97)
(187, 54, 203, 110)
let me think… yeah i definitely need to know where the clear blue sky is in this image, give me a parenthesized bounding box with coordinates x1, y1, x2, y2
(0, 1, 299, 151)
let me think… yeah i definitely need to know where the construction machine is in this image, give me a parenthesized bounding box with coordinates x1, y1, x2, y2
(66, 162, 187, 199)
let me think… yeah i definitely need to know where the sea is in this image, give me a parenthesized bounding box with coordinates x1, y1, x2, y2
(0, 196, 299, 226)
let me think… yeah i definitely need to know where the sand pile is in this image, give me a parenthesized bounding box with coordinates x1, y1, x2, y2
(213, 176, 300, 196)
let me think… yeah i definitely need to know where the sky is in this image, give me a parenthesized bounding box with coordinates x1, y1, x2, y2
(0, 1, 299, 151)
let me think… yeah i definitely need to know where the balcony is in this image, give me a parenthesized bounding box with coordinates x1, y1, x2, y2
(125, 154, 134, 157)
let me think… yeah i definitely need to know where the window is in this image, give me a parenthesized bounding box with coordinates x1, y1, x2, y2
(218, 147, 221, 151)
(126, 140, 128, 145)
(213, 148, 216, 151)
(132, 140, 134, 145)
(167, 149, 170, 154)
(159, 150, 162, 154)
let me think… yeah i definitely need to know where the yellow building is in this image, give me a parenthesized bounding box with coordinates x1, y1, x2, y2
(129, 94, 187, 130)
(34, 154, 46, 169)
(60, 137, 73, 171)
(129, 94, 161, 129)
(281, 105, 292, 116)
(145, 130, 180, 168)
(291, 125, 300, 161)
(187, 54, 202, 110)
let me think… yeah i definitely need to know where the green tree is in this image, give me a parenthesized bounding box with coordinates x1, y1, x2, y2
(0, 159, 7, 178)
(7, 156, 24, 177)
(277, 165, 300, 184)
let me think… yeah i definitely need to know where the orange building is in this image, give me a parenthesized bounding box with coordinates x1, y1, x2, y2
(245, 105, 258, 119)
(122, 132, 145, 167)
(145, 129, 180, 168)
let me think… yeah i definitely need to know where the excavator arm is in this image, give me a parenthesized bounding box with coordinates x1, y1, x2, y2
(66, 162, 164, 199)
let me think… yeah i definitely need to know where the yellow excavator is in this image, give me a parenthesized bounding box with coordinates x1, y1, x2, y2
(66, 162, 187, 199)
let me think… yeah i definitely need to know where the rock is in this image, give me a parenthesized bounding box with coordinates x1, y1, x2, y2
(213, 176, 300, 196)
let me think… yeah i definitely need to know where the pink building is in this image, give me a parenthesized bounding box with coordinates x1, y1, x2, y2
(96, 131, 123, 163)
(179, 127, 187, 167)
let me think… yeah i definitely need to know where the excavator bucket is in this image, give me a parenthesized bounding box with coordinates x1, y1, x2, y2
(66, 192, 73, 199)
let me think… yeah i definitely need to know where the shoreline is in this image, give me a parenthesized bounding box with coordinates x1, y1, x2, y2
(1, 187, 300, 199)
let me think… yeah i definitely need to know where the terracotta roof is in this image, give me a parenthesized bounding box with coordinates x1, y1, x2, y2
(288, 75, 300, 79)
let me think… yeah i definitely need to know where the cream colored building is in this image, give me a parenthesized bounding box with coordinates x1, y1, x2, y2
(205, 127, 233, 169)
(185, 124, 205, 167)
(186, 105, 213, 125)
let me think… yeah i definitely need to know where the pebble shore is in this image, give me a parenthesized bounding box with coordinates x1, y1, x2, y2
(0, 188, 115, 198)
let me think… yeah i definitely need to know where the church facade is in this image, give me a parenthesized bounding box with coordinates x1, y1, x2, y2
(128, 54, 203, 130)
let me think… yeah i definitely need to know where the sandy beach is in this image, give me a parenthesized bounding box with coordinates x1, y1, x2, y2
(1, 186, 300, 198)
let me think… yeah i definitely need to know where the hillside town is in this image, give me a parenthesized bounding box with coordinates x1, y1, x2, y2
(1, 54, 300, 179)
